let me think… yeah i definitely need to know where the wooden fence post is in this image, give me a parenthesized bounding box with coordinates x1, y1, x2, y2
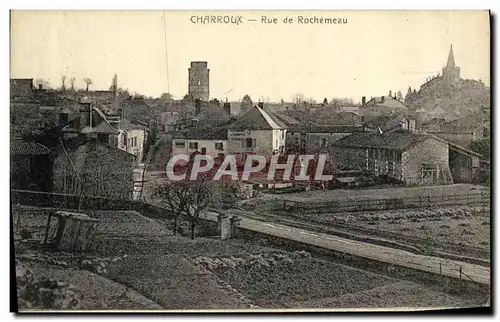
(481, 192, 485, 215)
(459, 266, 463, 291)
(43, 212, 53, 245)
(439, 262, 443, 284)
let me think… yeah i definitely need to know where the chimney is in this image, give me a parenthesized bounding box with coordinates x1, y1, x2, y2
(362, 96, 366, 105)
(258, 102, 264, 109)
(38, 84, 42, 90)
(223, 102, 231, 115)
(381, 96, 385, 103)
(195, 98, 201, 115)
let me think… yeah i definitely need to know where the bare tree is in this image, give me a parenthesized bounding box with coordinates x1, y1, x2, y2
(109, 74, 118, 97)
(61, 75, 67, 91)
(83, 77, 93, 92)
(153, 175, 213, 239)
(293, 93, 305, 104)
(69, 77, 76, 91)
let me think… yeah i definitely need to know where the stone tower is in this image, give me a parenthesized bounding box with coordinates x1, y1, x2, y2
(442, 45, 460, 87)
(188, 61, 210, 101)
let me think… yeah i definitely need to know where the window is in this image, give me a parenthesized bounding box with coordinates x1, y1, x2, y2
(245, 137, 255, 148)
(396, 152, 402, 162)
(189, 142, 199, 150)
(174, 140, 186, 148)
(215, 142, 224, 151)
(134, 137, 137, 147)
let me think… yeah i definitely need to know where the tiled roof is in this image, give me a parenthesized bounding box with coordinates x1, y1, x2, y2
(363, 114, 407, 132)
(364, 96, 408, 110)
(274, 113, 300, 126)
(441, 113, 485, 130)
(11, 139, 51, 155)
(171, 122, 229, 140)
(117, 119, 147, 131)
(334, 131, 431, 150)
(229, 105, 287, 130)
(306, 124, 363, 133)
(81, 121, 119, 135)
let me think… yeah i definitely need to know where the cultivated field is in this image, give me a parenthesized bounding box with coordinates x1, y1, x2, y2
(13, 205, 486, 310)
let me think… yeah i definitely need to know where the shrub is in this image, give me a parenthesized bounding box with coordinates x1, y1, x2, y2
(16, 261, 80, 310)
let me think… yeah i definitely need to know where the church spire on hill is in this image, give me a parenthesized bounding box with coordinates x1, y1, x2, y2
(442, 45, 460, 86)
(446, 45, 456, 68)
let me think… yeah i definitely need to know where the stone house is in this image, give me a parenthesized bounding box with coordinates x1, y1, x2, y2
(361, 96, 408, 120)
(333, 131, 453, 186)
(171, 124, 229, 161)
(227, 103, 287, 163)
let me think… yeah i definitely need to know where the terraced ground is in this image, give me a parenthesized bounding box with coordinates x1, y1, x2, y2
(13, 205, 486, 311)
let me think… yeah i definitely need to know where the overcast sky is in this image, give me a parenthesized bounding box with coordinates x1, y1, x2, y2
(10, 10, 490, 103)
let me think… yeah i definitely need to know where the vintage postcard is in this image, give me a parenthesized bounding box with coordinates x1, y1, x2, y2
(10, 10, 491, 312)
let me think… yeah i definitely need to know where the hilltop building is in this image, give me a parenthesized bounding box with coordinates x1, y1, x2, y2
(188, 61, 210, 101)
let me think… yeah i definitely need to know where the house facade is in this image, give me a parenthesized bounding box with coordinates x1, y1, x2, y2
(227, 103, 287, 163)
(114, 119, 148, 165)
(333, 131, 453, 186)
(170, 122, 229, 162)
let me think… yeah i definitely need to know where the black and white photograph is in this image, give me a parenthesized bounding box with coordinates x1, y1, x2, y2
(9, 10, 491, 313)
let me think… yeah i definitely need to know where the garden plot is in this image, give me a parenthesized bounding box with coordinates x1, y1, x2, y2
(282, 281, 482, 309)
(191, 251, 396, 308)
(303, 206, 490, 252)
